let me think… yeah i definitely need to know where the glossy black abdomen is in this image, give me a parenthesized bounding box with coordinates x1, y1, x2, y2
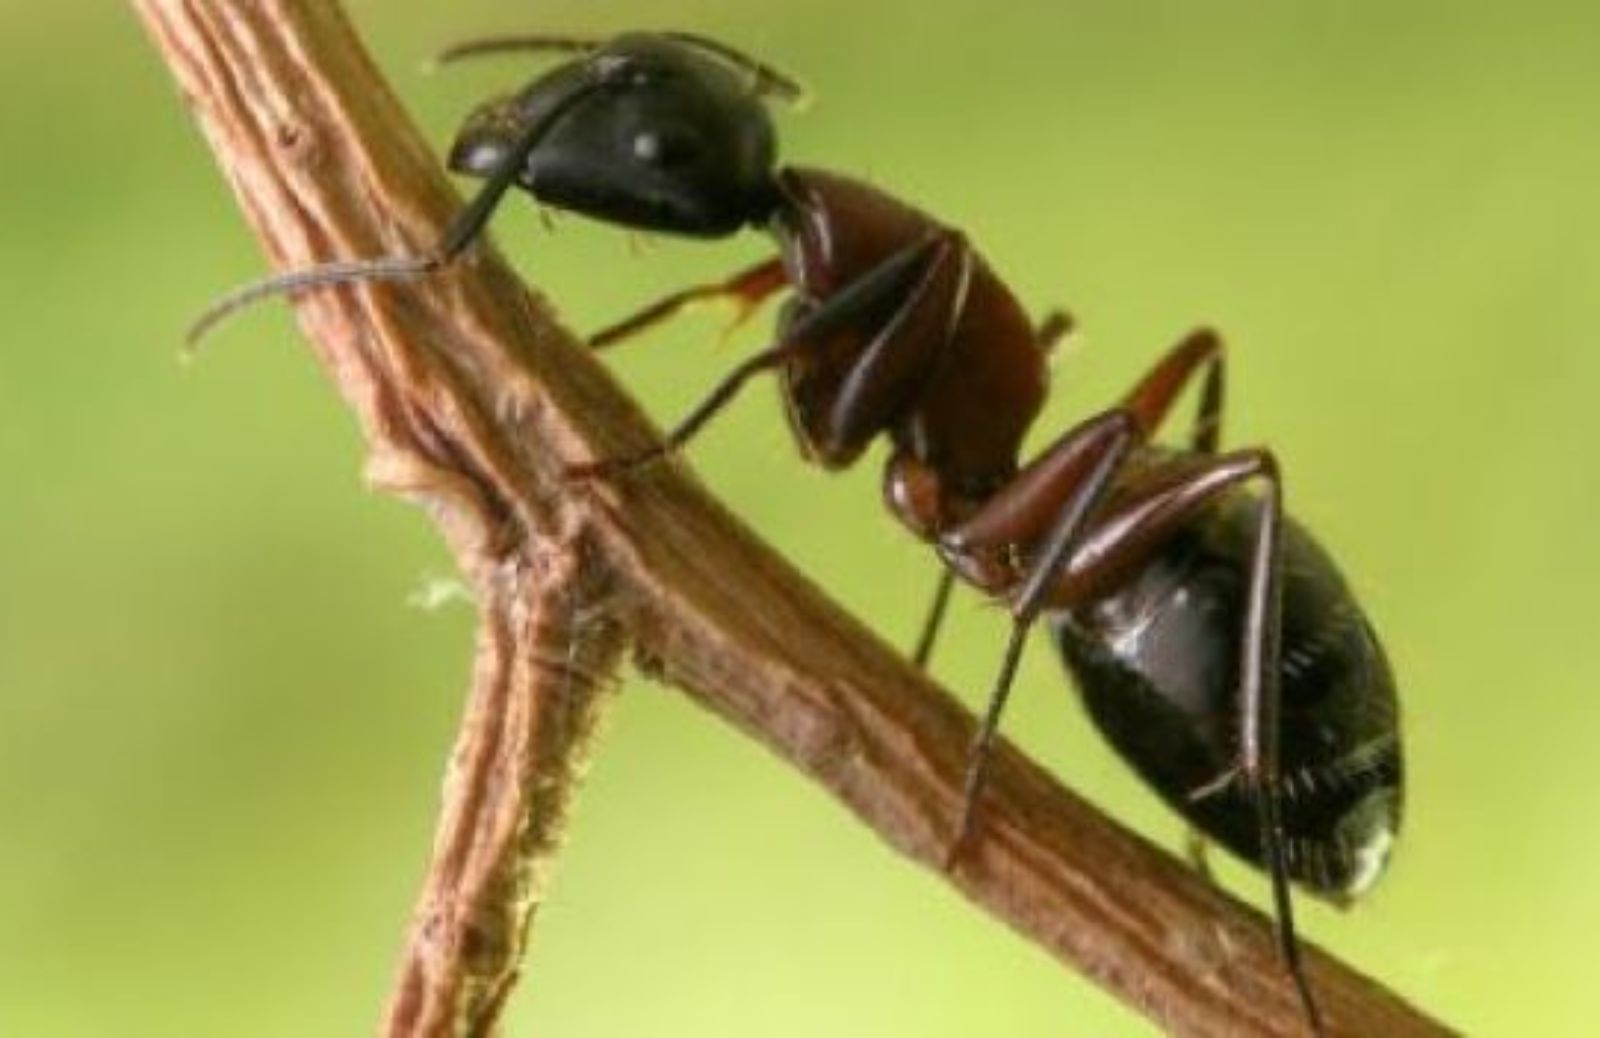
(1052, 492, 1402, 902)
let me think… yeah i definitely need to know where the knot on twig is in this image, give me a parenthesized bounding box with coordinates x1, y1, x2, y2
(270, 116, 321, 167)
(364, 447, 517, 561)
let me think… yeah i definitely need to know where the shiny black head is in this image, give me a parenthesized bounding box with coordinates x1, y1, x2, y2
(447, 33, 787, 237)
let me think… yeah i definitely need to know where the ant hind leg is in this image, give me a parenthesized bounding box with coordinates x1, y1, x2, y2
(910, 568, 956, 670)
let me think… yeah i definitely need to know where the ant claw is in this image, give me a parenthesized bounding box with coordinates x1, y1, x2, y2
(941, 795, 984, 874)
(562, 446, 674, 484)
(941, 832, 976, 874)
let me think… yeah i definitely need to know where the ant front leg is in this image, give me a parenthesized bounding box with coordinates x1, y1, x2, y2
(570, 232, 957, 479)
(588, 257, 788, 350)
(564, 341, 797, 480)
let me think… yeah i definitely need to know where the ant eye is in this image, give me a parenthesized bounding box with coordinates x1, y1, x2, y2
(632, 127, 699, 169)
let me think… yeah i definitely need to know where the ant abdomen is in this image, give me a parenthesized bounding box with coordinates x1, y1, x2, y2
(1054, 492, 1401, 902)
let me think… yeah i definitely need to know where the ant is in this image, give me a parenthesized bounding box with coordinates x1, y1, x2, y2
(191, 30, 1403, 1035)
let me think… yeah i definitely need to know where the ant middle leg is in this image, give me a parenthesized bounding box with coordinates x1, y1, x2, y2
(937, 408, 1143, 857)
(917, 329, 1230, 688)
(909, 308, 1075, 669)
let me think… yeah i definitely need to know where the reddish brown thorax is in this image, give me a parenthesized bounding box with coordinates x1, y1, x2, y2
(768, 168, 1049, 539)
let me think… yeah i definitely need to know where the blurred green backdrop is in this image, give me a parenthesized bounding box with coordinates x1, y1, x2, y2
(4, 1, 1599, 1034)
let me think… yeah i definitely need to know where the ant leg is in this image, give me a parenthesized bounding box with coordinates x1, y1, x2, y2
(1034, 309, 1075, 354)
(932, 327, 1220, 555)
(830, 249, 1079, 674)
(1122, 328, 1226, 452)
(567, 343, 796, 479)
(589, 257, 787, 350)
(1007, 445, 1318, 1033)
(793, 231, 966, 662)
(809, 232, 968, 452)
(910, 568, 956, 669)
(941, 410, 1141, 857)
(1235, 464, 1324, 1035)
(937, 408, 1143, 556)
(574, 234, 951, 477)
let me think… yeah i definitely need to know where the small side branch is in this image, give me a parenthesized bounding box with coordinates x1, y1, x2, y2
(130, 2, 1453, 1036)
(381, 541, 624, 1035)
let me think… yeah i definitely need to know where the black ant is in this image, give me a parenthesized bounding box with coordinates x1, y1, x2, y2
(190, 30, 1403, 1035)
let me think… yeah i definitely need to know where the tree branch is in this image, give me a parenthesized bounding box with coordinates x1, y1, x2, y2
(131, 2, 1453, 1036)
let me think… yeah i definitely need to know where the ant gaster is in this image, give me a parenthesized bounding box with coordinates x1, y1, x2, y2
(191, 30, 1403, 1035)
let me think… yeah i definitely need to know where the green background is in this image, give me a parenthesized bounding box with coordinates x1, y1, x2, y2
(4, 1, 1597, 1034)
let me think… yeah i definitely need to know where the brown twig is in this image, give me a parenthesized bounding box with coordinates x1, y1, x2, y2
(130, 2, 1454, 1036)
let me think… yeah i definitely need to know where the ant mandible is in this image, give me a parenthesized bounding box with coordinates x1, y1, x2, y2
(191, 30, 1403, 1035)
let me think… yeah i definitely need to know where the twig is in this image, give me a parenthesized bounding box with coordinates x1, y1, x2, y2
(130, 2, 1454, 1036)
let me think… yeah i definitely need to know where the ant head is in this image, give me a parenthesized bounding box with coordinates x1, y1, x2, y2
(447, 33, 791, 238)
(183, 33, 802, 347)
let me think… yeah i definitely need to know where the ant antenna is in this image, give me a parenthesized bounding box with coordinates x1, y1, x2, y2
(660, 32, 808, 106)
(432, 31, 808, 106)
(185, 255, 435, 354)
(185, 80, 600, 351)
(429, 33, 604, 70)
